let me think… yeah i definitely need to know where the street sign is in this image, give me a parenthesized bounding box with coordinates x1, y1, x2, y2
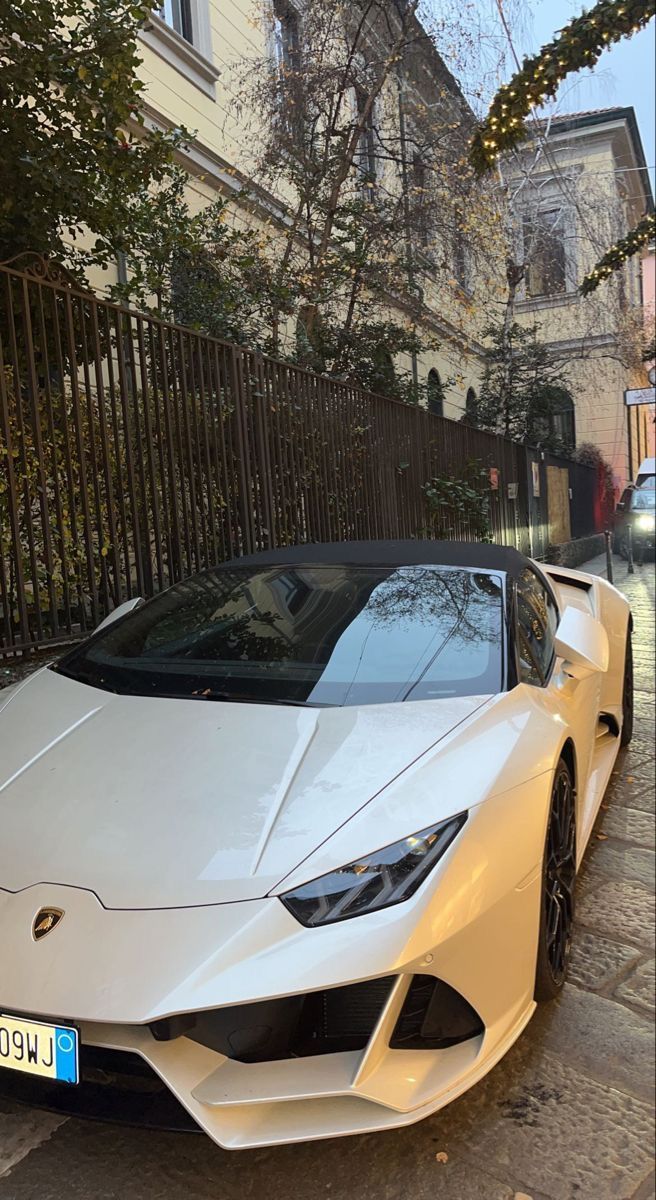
(507, 482, 519, 500)
(624, 387, 656, 407)
(489, 466, 499, 491)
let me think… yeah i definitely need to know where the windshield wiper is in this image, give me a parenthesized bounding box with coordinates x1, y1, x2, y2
(53, 665, 332, 706)
(184, 689, 329, 707)
(175, 691, 330, 705)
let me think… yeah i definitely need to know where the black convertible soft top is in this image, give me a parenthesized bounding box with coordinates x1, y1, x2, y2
(225, 540, 531, 578)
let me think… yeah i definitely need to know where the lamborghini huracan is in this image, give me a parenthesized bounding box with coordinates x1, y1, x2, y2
(0, 541, 633, 1147)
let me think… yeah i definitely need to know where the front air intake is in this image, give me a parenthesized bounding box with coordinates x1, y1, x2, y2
(180, 976, 396, 1063)
(390, 975, 484, 1049)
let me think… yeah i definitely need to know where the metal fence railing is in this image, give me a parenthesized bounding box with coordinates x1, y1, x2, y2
(0, 256, 599, 656)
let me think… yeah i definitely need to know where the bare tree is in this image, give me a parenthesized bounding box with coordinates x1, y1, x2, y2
(226, 0, 503, 395)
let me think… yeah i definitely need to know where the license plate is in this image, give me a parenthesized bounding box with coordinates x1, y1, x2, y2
(0, 1013, 79, 1085)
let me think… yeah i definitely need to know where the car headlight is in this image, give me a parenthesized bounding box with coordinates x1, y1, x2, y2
(636, 514, 655, 532)
(280, 813, 467, 927)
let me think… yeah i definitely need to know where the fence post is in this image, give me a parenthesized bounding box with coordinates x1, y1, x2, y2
(604, 529, 614, 584)
(626, 523, 635, 574)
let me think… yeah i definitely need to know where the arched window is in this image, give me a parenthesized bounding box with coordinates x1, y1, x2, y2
(427, 369, 443, 417)
(464, 387, 477, 424)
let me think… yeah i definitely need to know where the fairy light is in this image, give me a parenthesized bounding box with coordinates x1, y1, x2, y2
(470, 0, 654, 172)
(580, 213, 656, 295)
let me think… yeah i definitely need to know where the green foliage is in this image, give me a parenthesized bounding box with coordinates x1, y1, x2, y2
(0, 0, 289, 343)
(0, 368, 114, 624)
(580, 213, 656, 295)
(110, 190, 290, 347)
(0, 0, 188, 275)
(294, 311, 431, 401)
(473, 322, 575, 452)
(470, 0, 655, 173)
(423, 460, 492, 542)
(283, 192, 440, 396)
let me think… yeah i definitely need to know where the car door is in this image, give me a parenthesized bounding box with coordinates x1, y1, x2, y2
(515, 567, 599, 821)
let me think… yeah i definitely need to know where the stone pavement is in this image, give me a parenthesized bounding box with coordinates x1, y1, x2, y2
(0, 556, 654, 1200)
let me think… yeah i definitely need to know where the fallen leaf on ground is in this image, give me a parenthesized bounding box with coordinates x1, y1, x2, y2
(435, 1151, 448, 1163)
(596, 832, 609, 840)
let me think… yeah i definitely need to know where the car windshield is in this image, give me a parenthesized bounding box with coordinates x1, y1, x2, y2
(55, 564, 504, 706)
(631, 488, 656, 511)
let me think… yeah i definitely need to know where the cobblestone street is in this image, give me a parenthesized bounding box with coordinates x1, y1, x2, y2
(0, 556, 654, 1200)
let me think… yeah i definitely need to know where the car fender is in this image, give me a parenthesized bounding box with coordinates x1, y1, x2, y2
(274, 685, 572, 895)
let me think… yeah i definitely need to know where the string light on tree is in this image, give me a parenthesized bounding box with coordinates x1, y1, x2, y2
(579, 213, 656, 294)
(469, 0, 655, 174)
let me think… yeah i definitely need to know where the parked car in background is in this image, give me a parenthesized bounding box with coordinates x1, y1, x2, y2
(614, 480, 656, 558)
(635, 457, 655, 488)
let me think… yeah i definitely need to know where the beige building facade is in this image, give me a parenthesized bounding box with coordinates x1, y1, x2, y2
(508, 108, 654, 492)
(119, 0, 507, 420)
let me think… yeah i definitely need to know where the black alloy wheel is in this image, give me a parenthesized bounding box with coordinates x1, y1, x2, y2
(620, 628, 634, 748)
(535, 759, 576, 1002)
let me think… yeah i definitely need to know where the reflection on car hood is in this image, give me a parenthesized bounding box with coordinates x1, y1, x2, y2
(0, 669, 491, 908)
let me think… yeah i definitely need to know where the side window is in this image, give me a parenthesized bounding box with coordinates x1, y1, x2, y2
(517, 568, 558, 686)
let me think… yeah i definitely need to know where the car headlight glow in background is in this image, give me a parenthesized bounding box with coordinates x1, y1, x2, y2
(635, 514, 655, 532)
(281, 813, 467, 926)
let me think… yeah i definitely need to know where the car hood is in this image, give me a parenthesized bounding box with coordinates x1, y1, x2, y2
(0, 669, 491, 908)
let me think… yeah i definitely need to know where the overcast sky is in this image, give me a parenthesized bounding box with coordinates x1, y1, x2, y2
(523, 2, 655, 196)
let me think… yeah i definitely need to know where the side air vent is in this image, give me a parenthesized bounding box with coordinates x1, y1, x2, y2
(390, 975, 484, 1050)
(547, 572, 592, 593)
(597, 713, 620, 739)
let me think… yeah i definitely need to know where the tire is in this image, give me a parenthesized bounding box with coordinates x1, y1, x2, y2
(620, 628, 634, 748)
(535, 759, 576, 1003)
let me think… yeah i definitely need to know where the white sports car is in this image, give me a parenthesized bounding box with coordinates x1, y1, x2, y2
(0, 541, 633, 1149)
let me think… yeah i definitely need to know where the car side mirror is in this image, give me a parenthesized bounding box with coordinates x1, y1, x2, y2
(554, 607, 609, 680)
(94, 597, 144, 633)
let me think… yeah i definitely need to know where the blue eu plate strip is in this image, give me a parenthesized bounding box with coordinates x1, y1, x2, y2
(54, 1027, 78, 1084)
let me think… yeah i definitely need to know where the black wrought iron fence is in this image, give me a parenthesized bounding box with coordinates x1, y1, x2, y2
(0, 257, 598, 656)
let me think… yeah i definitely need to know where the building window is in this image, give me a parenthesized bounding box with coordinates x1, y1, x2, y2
(142, 0, 219, 96)
(427, 369, 444, 416)
(412, 154, 430, 247)
(355, 87, 377, 194)
(453, 206, 467, 288)
(272, 0, 301, 139)
(160, 0, 193, 42)
(523, 210, 567, 297)
(551, 394, 576, 449)
(372, 346, 396, 396)
(273, 0, 300, 77)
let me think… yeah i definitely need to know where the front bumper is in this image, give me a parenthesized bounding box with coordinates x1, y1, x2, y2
(0, 786, 546, 1147)
(0, 981, 534, 1148)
